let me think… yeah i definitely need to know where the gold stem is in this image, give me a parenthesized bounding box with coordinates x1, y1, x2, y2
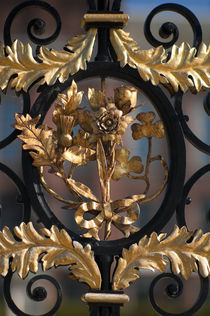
(103, 142, 116, 240)
(143, 137, 152, 195)
(68, 163, 76, 178)
(127, 174, 145, 180)
(139, 155, 168, 205)
(101, 77, 105, 93)
(127, 138, 168, 205)
(39, 166, 81, 207)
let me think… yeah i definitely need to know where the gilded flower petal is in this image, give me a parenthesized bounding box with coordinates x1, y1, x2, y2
(88, 88, 106, 111)
(112, 147, 143, 181)
(114, 86, 137, 115)
(131, 123, 144, 140)
(132, 111, 165, 139)
(112, 164, 126, 180)
(115, 147, 130, 164)
(77, 109, 94, 133)
(53, 81, 84, 131)
(127, 156, 144, 174)
(136, 112, 155, 123)
(118, 116, 134, 135)
(153, 121, 165, 138)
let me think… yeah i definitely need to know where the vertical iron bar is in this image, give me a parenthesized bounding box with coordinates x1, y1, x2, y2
(95, 29, 111, 62)
(95, 0, 111, 61)
(97, 0, 109, 11)
(89, 304, 99, 316)
(96, 255, 113, 290)
(112, 0, 121, 11)
(112, 305, 120, 316)
(87, 0, 96, 11)
(100, 306, 110, 316)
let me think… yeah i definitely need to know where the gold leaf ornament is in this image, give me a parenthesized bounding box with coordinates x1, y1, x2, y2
(53, 80, 84, 120)
(0, 29, 97, 91)
(112, 147, 144, 181)
(14, 114, 56, 167)
(63, 146, 95, 165)
(131, 112, 165, 140)
(110, 29, 210, 93)
(14, 81, 167, 240)
(88, 102, 134, 144)
(112, 226, 210, 290)
(114, 86, 138, 115)
(75, 195, 145, 240)
(88, 88, 107, 111)
(0, 222, 101, 289)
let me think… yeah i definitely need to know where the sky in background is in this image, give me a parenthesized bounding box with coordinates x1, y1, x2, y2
(122, 0, 210, 21)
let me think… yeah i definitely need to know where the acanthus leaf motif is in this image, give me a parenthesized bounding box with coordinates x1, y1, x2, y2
(66, 178, 99, 202)
(0, 28, 97, 91)
(63, 146, 95, 165)
(0, 222, 101, 290)
(14, 113, 56, 167)
(112, 225, 210, 290)
(110, 29, 210, 93)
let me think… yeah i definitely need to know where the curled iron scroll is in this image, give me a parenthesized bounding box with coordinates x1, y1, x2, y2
(3, 270, 62, 316)
(176, 164, 210, 228)
(175, 91, 210, 155)
(0, 92, 30, 150)
(149, 273, 209, 315)
(144, 3, 202, 49)
(0, 162, 31, 223)
(3, 0, 61, 47)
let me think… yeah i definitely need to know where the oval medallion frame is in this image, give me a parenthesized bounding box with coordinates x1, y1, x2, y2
(22, 61, 186, 255)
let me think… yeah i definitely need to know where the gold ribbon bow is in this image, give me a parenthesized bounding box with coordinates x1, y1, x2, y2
(75, 194, 145, 240)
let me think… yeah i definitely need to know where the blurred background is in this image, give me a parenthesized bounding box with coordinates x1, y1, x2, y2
(0, 0, 209, 315)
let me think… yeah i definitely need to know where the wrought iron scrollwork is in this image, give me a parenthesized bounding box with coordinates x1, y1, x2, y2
(176, 164, 210, 227)
(149, 273, 209, 316)
(3, 271, 62, 316)
(3, 0, 61, 47)
(144, 3, 202, 49)
(0, 0, 209, 315)
(175, 91, 210, 154)
(0, 162, 31, 223)
(0, 92, 30, 149)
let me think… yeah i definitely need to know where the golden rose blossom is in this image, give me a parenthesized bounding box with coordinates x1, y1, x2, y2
(86, 103, 134, 144)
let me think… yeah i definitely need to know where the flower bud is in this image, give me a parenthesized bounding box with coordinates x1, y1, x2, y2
(114, 86, 137, 114)
(59, 134, 72, 147)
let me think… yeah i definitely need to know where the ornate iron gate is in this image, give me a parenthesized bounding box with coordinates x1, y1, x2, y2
(0, 0, 209, 315)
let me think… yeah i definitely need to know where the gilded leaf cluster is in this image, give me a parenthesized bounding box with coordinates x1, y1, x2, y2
(0, 222, 101, 289)
(113, 226, 210, 290)
(0, 29, 97, 91)
(110, 29, 210, 93)
(14, 114, 55, 167)
(0, 27, 209, 93)
(15, 81, 168, 240)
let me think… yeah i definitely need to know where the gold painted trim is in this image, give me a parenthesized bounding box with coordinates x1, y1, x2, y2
(14, 81, 168, 240)
(81, 13, 129, 28)
(0, 222, 209, 293)
(0, 28, 97, 91)
(110, 28, 210, 93)
(113, 225, 210, 291)
(81, 293, 130, 304)
(0, 26, 209, 93)
(0, 222, 102, 289)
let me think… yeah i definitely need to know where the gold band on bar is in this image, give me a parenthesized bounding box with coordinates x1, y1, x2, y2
(81, 293, 130, 304)
(81, 14, 129, 28)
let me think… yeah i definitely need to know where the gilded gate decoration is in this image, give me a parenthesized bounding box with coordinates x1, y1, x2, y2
(0, 0, 209, 315)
